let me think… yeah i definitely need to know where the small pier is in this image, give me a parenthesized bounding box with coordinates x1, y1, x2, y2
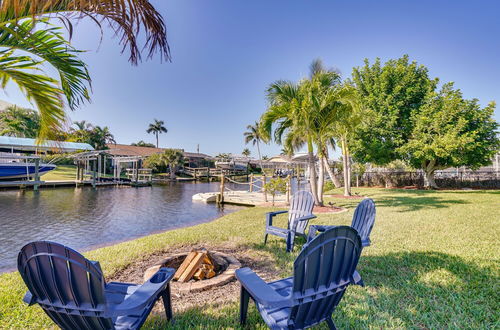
(193, 190, 288, 206)
(192, 173, 292, 206)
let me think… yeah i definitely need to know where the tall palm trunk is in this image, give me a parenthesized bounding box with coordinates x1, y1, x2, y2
(256, 140, 263, 170)
(317, 154, 325, 205)
(156, 133, 159, 148)
(341, 136, 351, 196)
(307, 138, 321, 205)
(321, 149, 341, 188)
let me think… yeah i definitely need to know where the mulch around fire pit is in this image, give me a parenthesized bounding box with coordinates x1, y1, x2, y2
(109, 245, 281, 314)
(323, 194, 366, 199)
(257, 202, 347, 213)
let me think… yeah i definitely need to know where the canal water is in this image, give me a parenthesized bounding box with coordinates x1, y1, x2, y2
(0, 182, 244, 272)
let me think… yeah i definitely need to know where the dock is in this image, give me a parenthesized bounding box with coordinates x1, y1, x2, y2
(0, 179, 151, 190)
(192, 190, 288, 206)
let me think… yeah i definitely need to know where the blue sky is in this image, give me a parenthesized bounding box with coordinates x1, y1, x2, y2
(1, 0, 499, 158)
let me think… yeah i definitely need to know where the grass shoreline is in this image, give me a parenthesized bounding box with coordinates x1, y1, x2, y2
(1, 188, 499, 329)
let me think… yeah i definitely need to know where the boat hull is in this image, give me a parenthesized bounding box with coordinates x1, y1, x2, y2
(0, 163, 56, 180)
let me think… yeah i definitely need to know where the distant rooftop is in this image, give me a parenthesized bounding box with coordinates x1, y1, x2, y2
(0, 136, 94, 153)
(0, 99, 14, 111)
(106, 144, 212, 159)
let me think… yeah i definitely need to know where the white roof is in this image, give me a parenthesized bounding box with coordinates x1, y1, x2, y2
(0, 136, 94, 152)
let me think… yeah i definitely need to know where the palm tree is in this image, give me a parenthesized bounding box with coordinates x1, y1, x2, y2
(244, 122, 267, 169)
(132, 140, 156, 148)
(73, 120, 92, 131)
(242, 148, 251, 157)
(0, 0, 169, 139)
(0, 105, 40, 138)
(69, 120, 93, 142)
(332, 85, 364, 196)
(161, 149, 184, 179)
(215, 153, 232, 162)
(94, 126, 116, 146)
(260, 59, 340, 205)
(315, 83, 364, 196)
(147, 119, 168, 148)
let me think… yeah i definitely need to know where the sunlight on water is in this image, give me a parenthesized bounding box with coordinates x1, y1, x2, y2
(0, 182, 243, 272)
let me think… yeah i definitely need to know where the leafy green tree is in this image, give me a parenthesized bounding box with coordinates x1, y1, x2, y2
(161, 149, 185, 179)
(0, 105, 40, 137)
(132, 140, 156, 148)
(147, 119, 167, 148)
(144, 153, 165, 173)
(400, 83, 499, 188)
(351, 55, 437, 165)
(244, 122, 267, 169)
(242, 148, 251, 157)
(264, 177, 287, 206)
(0, 0, 169, 139)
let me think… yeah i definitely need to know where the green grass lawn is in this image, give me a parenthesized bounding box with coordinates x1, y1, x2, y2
(41, 164, 76, 181)
(1, 188, 498, 328)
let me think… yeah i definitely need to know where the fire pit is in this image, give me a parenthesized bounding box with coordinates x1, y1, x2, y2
(143, 250, 241, 293)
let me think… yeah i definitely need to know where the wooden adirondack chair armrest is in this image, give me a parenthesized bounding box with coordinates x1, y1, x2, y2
(107, 267, 175, 316)
(351, 270, 364, 287)
(266, 210, 288, 226)
(236, 267, 291, 309)
(290, 214, 317, 232)
(296, 214, 316, 222)
(307, 224, 336, 242)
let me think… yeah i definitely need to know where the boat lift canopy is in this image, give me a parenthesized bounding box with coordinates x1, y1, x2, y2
(0, 136, 94, 153)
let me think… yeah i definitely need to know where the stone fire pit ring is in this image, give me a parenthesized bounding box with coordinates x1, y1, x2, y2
(143, 251, 241, 293)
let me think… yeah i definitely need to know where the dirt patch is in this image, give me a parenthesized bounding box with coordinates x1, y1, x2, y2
(313, 205, 347, 213)
(109, 245, 280, 313)
(257, 202, 347, 213)
(324, 194, 366, 199)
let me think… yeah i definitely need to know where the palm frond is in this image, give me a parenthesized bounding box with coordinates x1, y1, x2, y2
(0, 0, 170, 64)
(0, 18, 91, 110)
(0, 51, 66, 140)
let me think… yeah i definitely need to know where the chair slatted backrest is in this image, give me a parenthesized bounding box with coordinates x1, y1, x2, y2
(18, 241, 113, 329)
(288, 190, 315, 234)
(351, 198, 376, 245)
(290, 226, 362, 329)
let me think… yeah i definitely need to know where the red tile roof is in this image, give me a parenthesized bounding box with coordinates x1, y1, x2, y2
(106, 144, 212, 159)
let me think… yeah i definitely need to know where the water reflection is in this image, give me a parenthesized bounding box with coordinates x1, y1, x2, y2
(0, 182, 243, 272)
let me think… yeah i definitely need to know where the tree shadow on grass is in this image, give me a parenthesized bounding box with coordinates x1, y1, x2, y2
(373, 194, 469, 212)
(145, 249, 498, 329)
(349, 251, 499, 328)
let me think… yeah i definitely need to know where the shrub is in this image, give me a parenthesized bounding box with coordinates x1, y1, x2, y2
(264, 177, 287, 205)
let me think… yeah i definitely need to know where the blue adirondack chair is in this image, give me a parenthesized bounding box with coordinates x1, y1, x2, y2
(18, 241, 175, 329)
(237, 226, 364, 329)
(308, 198, 376, 247)
(264, 190, 316, 252)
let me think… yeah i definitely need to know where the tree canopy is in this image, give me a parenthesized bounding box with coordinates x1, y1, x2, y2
(400, 83, 499, 186)
(351, 55, 437, 165)
(351, 55, 499, 188)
